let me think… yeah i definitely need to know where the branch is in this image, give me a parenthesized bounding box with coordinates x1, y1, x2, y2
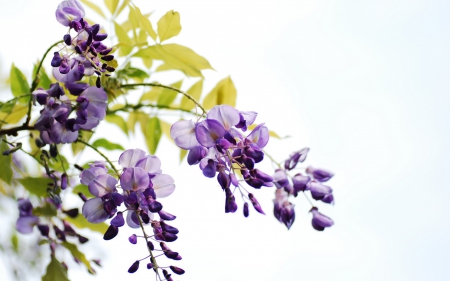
(120, 83, 207, 116)
(76, 138, 120, 175)
(0, 125, 34, 137)
(107, 103, 197, 116)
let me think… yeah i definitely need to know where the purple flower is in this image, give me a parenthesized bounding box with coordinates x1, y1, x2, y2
(207, 105, 240, 131)
(170, 120, 199, 150)
(195, 119, 225, 148)
(53, 57, 92, 83)
(15, 199, 39, 234)
(82, 198, 109, 223)
(306, 166, 334, 182)
(236, 111, 257, 132)
(310, 208, 334, 231)
(76, 86, 108, 130)
(245, 123, 269, 149)
(272, 169, 289, 188)
(308, 181, 333, 201)
(88, 174, 118, 197)
(119, 149, 147, 168)
(292, 173, 311, 196)
(120, 167, 149, 192)
(284, 148, 309, 170)
(55, 0, 85, 26)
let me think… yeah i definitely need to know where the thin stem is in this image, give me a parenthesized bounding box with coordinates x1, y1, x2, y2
(107, 103, 197, 116)
(76, 138, 119, 175)
(27, 40, 64, 126)
(135, 211, 162, 280)
(302, 191, 315, 207)
(120, 83, 207, 116)
(4, 140, 43, 166)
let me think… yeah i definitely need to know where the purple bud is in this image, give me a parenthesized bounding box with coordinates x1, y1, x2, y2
(100, 48, 112, 55)
(158, 210, 176, 221)
(63, 208, 79, 218)
(63, 34, 71, 46)
(147, 263, 153, 269)
(163, 232, 178, 242)
(147, 241, 154, 251)
(103, 225, 119, 240)
(101, 55, 114, 61)
(106, 66, 115, 72)
(53, 225, 66, 241)
(161, 221, 179, 234)
(284, 148, 309, 170)
(47, 83, 65, 99)
(37, 224, 50, 237)
(248, 193, 265, 214)
(217, 171, 230, 190)
(77, 234, 89, 244)
(148, 199, 163, 213)
(94, 33, 108, 41)
(59, 60, 71, 74)
(202, 159, 217, 178)
(111, 212, 125, 227)
(96, 77, 101, 88)
(63, 221, 77, 236)
(165, 251, 180, 259)
(225, 188, 237, 213)
(187, 145, 207, 165)
(311, 207, 334, 231)
(51, 52, 62, 67)
(61, 173, 68, 190)
(128, 261, 140, 273)
(128, 234, 137, 244)
(111, 193, 124, 206)
(243, 202, 249, 217)
(170, 266, 185, 275)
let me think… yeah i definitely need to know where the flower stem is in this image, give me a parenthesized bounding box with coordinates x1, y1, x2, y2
(135, 211, 162, 279)
(120, 83, 207, 116)
(76, 138, 119, 175)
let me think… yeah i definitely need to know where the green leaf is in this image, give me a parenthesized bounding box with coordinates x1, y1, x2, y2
(61, 242, 94, 274)
(0, 139, 12, 185)
(128, 5, 140, 33)
(202, 76, 237, 109)
(134, 44, 213, 78)
(157, 80, 182, 106)
(116, 67, 149, 83)
(159, 119, 173, 142)
(0, 104, 28, 125)
(11, 233, 18, 252)
(17, 177, 53, 197)
(104, 0, 119, 15)
(72, 130, 93, 156)
(0, 99, 17, 114)
(134, 5, 157, 41)
(72, 184, 93, 198)
(42, 256, 70, 281)
(10, 64, 29, 99)
(180, 80, 203, 111)
(157, 10, 181, 43)
(33, 203, 57, 217)
(105, 114, 128, 135)
(48, 154, 69, 172)
(33, 64, 52, 89)
(114, 21, 133, 56)
(140, 87, 163, 103)
(80, 0, 106, 18)
(144, 117, 162, 154)
(92, 138, 124, 150)
(180, 148, 187, 163)
(65, 215, 108, 234)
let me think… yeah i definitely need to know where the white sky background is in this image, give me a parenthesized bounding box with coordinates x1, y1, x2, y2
(0, 0, 449, 280)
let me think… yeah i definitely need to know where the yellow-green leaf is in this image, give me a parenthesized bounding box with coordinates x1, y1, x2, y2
(0, 104, 28, 125)
(140, 87, 163, 103)
(142, 57, 153, 68)
(105, 114, 128, 135)
(65, 215, 108, 234)
(0, 138, 13, 185)
(180, 148, 187, 163)
(42, 256, 70, 281)
(159, 119, 173, 141)
(144, 117, 162, 154)
(180, 80, 203, 111)
(127, 111, 148, 133)
(157, 80, 182, 106)
(10, 64, 29, 98)
(115, 0, 130, 17)
(92, 138, 124, 150)
(157, 10, 181, 43)
(203, 76, 237, 109)
(114, 21, 133, 56)
(128, 5, 140, 32)
(134, 44, 213, 78)
(72, 130, 93, 156)
(61, 242, 94, 274)
(80, 0, 106, 18)
(104, 0, 119, 15)
(17, 177, 53, 197)
(135, 5, 157, 41)
(72, 184, 93, 198)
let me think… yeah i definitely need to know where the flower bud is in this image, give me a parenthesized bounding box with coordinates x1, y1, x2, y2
(128, 261, 139, 273)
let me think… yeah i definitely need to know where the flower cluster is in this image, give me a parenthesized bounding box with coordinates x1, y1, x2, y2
(53, 0, 115, 86)
(272, 148, 335, 230)
(170, 105, 271, 216)
(80, 149, 184, 276)
(33, 83, 107, 144)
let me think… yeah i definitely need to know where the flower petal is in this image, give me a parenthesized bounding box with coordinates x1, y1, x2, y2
(152, 174, 175, 198)
(170, 120, 199, 150)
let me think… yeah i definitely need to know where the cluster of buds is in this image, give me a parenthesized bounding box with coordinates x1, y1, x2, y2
(272, 148, 335, 230)
(33, 83, 107, 144)
(80, 149, 183, 276)
(170, 105, 271, 216)
(53, 0, 115, 87)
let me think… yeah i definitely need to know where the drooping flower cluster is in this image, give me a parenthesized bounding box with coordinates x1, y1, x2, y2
(53, 0, 115, 86)
(80, 149, 184, 276)
(33, 83, 107, 144)
(170, 105, 271, 216)
(272, 148, 335, 230)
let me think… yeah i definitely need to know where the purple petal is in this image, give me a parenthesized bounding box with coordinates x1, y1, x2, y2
(79, 167, 107, 186)
(272, 169, 289, 188)
(170, 120, 199, 150)
(16, 216, 39, 234)
(126, 211, 140, 229)
(88, 174, 118, 197)
(187, 145, 208, 165)
(207, 105, 240, 131)
(120, 167, 150, 192)
(308, 181, 333, 200)
(246, 123, 269, 149)
(119, 149, 146, 168)
(136, 155, 162, 175)
(110, 212, 125, 227)
(311, 209, 334, 231)
(82, 198, 109, 223)
(152, 174, 175, 198)
(306, 166, 334, 182)
(195, 119, 225, 148)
